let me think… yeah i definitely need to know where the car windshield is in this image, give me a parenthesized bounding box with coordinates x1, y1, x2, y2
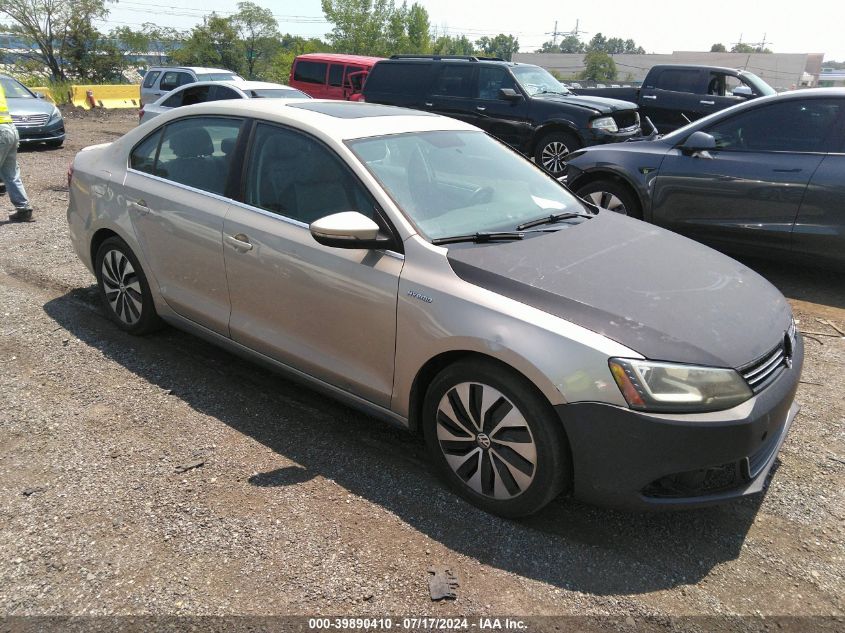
(740, 72, 776, 96)
(512, 66, 572, 96)
(0, 77, 34, 99)
(347, 130, 588, 241)
(247, 88, 310, 99)
(196, 73, 243, 81)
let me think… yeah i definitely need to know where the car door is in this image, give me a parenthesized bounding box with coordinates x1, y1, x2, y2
(156, 71, 194, 99)
(471, 66, 533, 150)
(641, 68, 705, 131)
(699, 71, 751, 117)
(325, 63, 345, 100)
(651, 98, 836, 255)
(792, 101, 845, 263)
(222, 122, 403, 407)
(123, 115, 246, 335)
(426, 64, 477, 124)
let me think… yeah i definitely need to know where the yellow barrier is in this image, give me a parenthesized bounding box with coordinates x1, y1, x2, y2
(28, 87, 57, 103)
(71, 84, 141, 109)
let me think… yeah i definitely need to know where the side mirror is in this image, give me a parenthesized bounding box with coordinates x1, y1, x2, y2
(499, 88, 521, 101)
(732, 85, 753, 98)
(310, 212, 392, 250)
(35, 91, 45, 99)
(680, 131, 716, 152)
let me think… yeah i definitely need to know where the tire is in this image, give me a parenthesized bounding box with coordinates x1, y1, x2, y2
(576, 179, 642, 219)
(422, 358, 570, 518)
(534, 131, 580, 178)
(94, 237, 162, 335)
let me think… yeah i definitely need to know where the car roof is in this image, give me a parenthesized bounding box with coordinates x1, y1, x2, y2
(149, 99, 475, 141)
(148, 67, 238, 74)
(169, 80, 302, 91)
(296, 53, 383, 65)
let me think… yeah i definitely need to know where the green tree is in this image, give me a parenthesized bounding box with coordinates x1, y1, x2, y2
(321, 0, 394, 55)
(406, 2, 431, 53)
(581, 50, 617, 81)
(266, 34, 331, 84)
(710, 43, 727, 52)
(475, 33, 519, 61)
(536, 35, 584, 54)
(0, 0, 114, 80)
(172, 14, 243, 73)
(731, 42, 772, 53)
(140, 23, 183, 65)
(385, 1, 409, 53)
(232, 1, 280, 79)
(431, 34, 474, 56)
(586, 32, 608, 53)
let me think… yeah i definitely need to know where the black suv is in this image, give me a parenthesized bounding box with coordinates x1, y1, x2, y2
(361, 55, 642, 176)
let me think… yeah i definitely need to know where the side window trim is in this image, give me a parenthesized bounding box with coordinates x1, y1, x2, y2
(239, 120, 403, 253)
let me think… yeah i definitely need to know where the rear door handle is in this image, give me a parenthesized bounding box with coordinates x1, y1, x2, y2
(774, 168, 802, 173)
(225, 233, 253, 251)
(424, 102, 434, 107)
(642, 95, 657, 100)
(476, 106, 486, 112)
(130, 199, 150, 215)
(700, 100, 715, 105)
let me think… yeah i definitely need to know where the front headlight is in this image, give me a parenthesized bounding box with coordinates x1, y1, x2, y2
(609, 358, 752, 413)
(48, 106, 62, 122)
(589, 116, 618, 132)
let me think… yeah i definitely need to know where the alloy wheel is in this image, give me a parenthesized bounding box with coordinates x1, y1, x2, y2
(584, 191, 628, 214)
(435, 382, 537, 500)
(540, 141, 570, 173)
(100, 249, 143, 325)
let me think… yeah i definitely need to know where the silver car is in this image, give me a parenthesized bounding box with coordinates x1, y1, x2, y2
(67, 100, 802, 517)
(139, 80, 310, 124)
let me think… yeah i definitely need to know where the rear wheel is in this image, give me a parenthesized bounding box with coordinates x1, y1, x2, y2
(534, 131, 580, 178)
(95, 237, 162, 335)
(423, 358, 570, 517)
(576, 179, 642, 219)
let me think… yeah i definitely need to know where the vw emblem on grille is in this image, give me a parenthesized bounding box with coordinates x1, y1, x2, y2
(783, 332, 793, 368)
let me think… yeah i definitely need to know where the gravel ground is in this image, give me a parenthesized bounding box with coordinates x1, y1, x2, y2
(0, 109, 843, 627)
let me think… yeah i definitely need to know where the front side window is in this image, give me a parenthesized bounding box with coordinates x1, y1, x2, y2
(707, 99, 842, 152)
(328, 64, 344, 87)
(293, 61, 328, 84)
(348, 130, 587, 241)
(476, 67, 517, 100)
(150, 117, 244, 195)
(245, 123, 376, 225)
(431, 65, 474, 98)
(142, 71, 161, 89)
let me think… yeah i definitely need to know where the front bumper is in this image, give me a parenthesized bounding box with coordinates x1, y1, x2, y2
(557, 336, 803, 510)
(17, 121, 65, 144)
(582, 125, 641, 147)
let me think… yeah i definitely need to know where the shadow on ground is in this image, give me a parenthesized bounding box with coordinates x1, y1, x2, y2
(738, 256, 845, 311)
(44, 286, 768, 596)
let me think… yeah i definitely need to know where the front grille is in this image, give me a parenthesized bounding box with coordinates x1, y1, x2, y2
(12, 113, 50, 128)
(613, 110, 639, 131)
(740, 323, 796, 394)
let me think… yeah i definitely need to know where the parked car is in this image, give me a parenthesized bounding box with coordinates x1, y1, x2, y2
(140, 66, 244, 106)
(361, 55, 642, 177)
(67, 100, 802, 517)
(0, 74, 65, 147)
(289, 53, 382, 100)
(565, 89, 845, 266)
(139, 81, 309, 123)
(576, 64, 775, 133)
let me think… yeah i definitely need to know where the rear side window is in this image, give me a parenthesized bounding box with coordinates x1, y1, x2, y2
(162, 90, 184, 108)
(129, 129, 163, 174)
(656, 69, 700, 94)
(143, 71, 161, 89)
(432, 65, 474, 98)
(365, 62, 431, 95)
(160, 71, 194, 91)
(293, 60, 327, 84)
(209, 86, 241, 101)
(328, 64, 344, 87)
(150, 117, 244, 195)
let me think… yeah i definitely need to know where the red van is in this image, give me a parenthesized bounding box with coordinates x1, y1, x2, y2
(289, 53, 382, 100)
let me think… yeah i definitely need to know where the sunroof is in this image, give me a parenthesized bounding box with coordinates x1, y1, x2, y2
(287, 102, 437, 118)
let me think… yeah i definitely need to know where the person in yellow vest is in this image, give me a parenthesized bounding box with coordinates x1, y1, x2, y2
(0, 80, 33, 222)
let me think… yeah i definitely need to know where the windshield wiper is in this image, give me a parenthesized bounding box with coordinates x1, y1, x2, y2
(431, 231, 525, 245)
(516, 211, 594, 231)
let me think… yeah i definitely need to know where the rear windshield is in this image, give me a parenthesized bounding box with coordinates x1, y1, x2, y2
(364, 62, 431, 95)
(247, 88, 310, 99)
(196, 73, 243, 81)
(0, 77, 34, 98)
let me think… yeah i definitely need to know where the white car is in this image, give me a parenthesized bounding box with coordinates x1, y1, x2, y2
(139, 81, 310, 124)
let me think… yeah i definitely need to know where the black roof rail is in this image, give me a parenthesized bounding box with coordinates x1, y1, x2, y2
(388, 54, 506, 62)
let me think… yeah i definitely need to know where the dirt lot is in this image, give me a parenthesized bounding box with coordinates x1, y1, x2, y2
(0, 110, 843, 628)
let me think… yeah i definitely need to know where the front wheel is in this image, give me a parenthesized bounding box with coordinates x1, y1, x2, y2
(576, 179, 642, 219)
(95, 237, 162, 335)
(423, 358, 570, 517)
(534, 131, 580, 178)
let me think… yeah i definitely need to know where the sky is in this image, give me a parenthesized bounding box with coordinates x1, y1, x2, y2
(100, 0, 845, 62)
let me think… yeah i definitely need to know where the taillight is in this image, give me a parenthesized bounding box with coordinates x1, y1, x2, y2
(67, 163, 74, 188)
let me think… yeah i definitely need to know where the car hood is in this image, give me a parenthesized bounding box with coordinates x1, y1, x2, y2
(535, 93, 637, 114)
(446, 212, 792, 368)
(7, 97, 56, 116)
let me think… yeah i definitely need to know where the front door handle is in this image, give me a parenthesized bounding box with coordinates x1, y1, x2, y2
(773, 168, 802, 173)
(700, 100, 715, 105)
(642, 95, 657, 100)
(476, 106, 486, 112)
(130, 199, 150, 215)
(225, 233, 253, 251)
(424, 102, 434, 107)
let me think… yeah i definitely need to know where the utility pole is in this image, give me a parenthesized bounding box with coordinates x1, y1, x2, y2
(546, 20, 563, 46)
(546, 19, 587, 46)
